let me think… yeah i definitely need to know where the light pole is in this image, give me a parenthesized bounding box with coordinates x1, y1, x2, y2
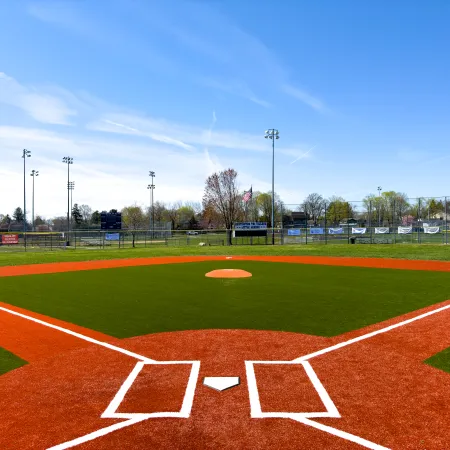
(22, 149, 31, 237)
(30, 170, 39, 231)
(149, 171, 155, 238)
(264, 129, 279, 245)
(68, 181, 75, 230)
(377, 186, 382, 226)
(62, 157, 73, 245)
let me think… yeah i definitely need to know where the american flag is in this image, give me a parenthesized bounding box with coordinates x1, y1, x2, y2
(243, 186, 252, 203)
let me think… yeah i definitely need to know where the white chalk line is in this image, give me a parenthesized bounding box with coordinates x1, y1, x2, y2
(0, 306, 200, 449)
(292, 303, 450, 363)
(247, 303, 450, 449)
(0, 306, 155, 363)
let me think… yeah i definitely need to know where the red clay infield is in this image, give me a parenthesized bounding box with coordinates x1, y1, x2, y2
(0, 256, 449, 449)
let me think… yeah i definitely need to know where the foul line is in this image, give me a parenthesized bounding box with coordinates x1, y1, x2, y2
(292, 303, 450, 362)
(0, 306, 155, 362)
(247, 303, 450, 450)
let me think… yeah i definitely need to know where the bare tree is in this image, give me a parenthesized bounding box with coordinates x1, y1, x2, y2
(301, 193, 325, 225)
(203, 169, 242, 241)
(122, 205, 146, 247)
(79, 204, 93, 224)
(167, 201, 182, 229)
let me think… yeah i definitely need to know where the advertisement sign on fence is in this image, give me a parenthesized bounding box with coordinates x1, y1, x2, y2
(287, 229, 301, 236)
(1, 234, 19, 244)
(398, 226, 412, 234)
(424, 227, 440, 234)
(310, 228, 324, 235)
(375, 227, 390, 234)
(105, 233, 120, 241)
(352, 228, 366, 234)
(328, 228, 344, 234)
(235, 222, 268, 229)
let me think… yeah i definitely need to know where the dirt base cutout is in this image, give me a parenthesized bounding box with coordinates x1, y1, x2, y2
(205, 269, 252, 278)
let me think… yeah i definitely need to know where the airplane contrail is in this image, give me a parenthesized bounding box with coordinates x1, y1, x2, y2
(289, 145, 317, 165)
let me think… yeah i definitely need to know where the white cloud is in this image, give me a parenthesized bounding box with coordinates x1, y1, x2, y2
(0, 73, 76, 124)
(282, 85, 328, 113)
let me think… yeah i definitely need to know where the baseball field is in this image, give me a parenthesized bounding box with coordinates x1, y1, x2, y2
(0, 245, 449, 449)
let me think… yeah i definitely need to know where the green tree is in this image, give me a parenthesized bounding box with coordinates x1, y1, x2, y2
(122, 205, 146, 247)
(326, 196, 354, 226)
(91, 210, 101, 225)
(13, 207, 24, 223)
(72, 204, 83, 226)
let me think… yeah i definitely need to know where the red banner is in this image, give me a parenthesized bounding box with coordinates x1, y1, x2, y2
(1, 234, 19, 245)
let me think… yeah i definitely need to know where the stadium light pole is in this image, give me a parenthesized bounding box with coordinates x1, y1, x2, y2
(62, 157, 73, 245)
(30, 170, 39, 231)
(22, 149, 31, 237)
(264, 129, 279, 245)
(149, 171, 155, 238)
(68, 181, 75, 230)
(377, 186, 382, 226)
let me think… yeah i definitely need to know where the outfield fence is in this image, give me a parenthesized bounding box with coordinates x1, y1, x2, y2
(0, 225, 449, 252)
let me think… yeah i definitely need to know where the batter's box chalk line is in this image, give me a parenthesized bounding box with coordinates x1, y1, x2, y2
(2, 302, 449, 450)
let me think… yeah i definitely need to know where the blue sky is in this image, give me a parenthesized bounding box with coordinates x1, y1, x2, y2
(1, 0, 450, 218)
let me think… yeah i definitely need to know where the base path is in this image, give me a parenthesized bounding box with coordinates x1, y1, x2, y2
(0, 300, 449, 449)
(2, 255, 450, 278)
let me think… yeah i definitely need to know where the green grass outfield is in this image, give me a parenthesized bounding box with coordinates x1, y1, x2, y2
(1, 243, 450, 267)
(0, 347, 27, 375)
(425, 347, 450, 373)
(2, 261, 449, 338)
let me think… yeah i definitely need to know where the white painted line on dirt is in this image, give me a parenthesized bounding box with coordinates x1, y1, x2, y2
(46, 417, 148, 450)
(102, 362, 145, 419)
(0, 306, 155, 362)
(302, 361, 340, 419)
(294, 417, 390, 450)
(180, 361, 201, 418)
(292, 303, 450, 363)
(245, 360, 388, 449)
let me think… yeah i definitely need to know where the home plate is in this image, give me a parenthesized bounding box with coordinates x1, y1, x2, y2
(203, 377, 240, 391)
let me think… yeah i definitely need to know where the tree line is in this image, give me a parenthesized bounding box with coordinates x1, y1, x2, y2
(1, 169, 448, 232)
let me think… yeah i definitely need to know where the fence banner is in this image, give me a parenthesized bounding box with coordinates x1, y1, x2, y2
(1, 234, 19, 244)
(105, 233, 120, 241)
(424, 227, 440, 234)
(235, 222, 267, 230)
(310, 228, 324, 235)
(398, 226, 412, 234)
(287, 229, 301, 236)
(352, 228, 366, 234)
(328, 228, 344, 235)
(375, 227, 390, 234)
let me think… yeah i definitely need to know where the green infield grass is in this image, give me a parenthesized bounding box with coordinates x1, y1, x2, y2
(1, 244, 450, 267)
(1, 261, 449, 337)
(0, 347, 27, 375)
(425, 347, 450, 374)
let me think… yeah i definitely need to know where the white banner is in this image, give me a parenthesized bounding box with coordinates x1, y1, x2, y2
(374, 227, 390, 234)
(424, 227, 440, 234)
(352, 228, 366, 234)
(398, 226, 412, 234)
(328, 228, 344, 235)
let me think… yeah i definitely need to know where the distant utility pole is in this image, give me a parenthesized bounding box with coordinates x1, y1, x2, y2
(62, 157, 74, 245)
(30, 170, 39, 231)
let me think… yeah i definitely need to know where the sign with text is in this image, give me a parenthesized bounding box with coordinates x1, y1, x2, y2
(287, 229, 301, 236)
(235, 222, 268, 230)
(1, 234, 19, 244)
(310, 228, 324, 235)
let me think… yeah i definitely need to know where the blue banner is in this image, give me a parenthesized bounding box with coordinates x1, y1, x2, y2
(105, 233, 120, 241)
(328, 228, 344, 235)
(310, 228, 324, 235)
(288, 229, 301, 236)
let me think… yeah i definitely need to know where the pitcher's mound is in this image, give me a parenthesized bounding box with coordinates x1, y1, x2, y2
(205, 269, 252, 279)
